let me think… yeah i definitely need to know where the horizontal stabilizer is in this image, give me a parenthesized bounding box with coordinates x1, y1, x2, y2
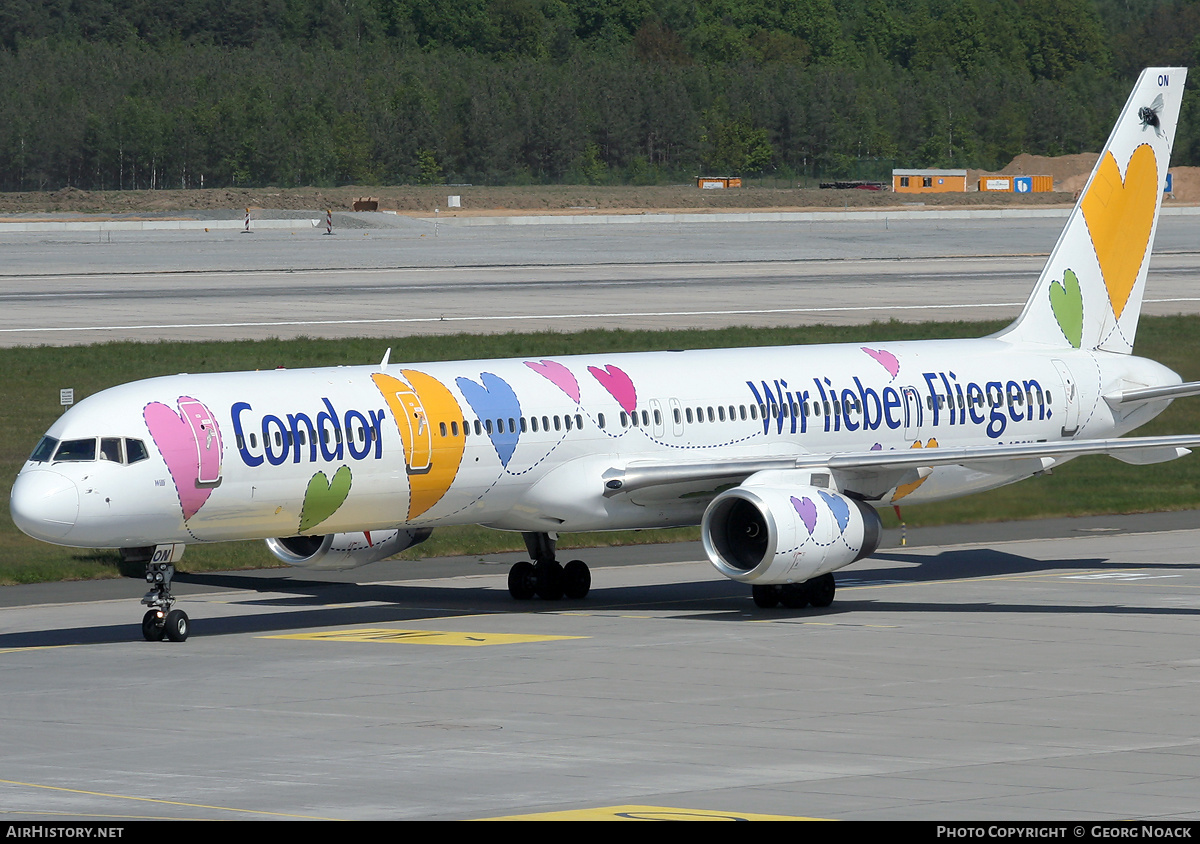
(1105, 380, 1200, 406)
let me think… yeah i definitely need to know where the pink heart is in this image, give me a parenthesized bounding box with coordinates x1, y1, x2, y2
(587, 364, 637, 415)
(524, 359, 580, 403)
(861, 347, 900, 379)
(143, 396, 222, 521)
(791, 496, 818, 535)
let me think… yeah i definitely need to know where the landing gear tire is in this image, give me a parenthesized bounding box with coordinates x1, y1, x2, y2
(508, 561, 537, 600)
(164, 609, 189, 642)
(807, 573, 836, 608)
(780, 583, 810, 609)
(752, 585, 780, 609)
(535, 562, 564, 601)
(142, 610, 165, 642)
(563, 559, 591, 600)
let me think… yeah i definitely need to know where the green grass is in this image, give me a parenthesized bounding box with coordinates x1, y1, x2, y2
(3, 317, 1199, 585)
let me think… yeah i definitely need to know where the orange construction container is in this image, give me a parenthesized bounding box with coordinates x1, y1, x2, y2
(978, 175, 1054, 193)
(892, 169, 967, 193)
(696, 177, 742, 189)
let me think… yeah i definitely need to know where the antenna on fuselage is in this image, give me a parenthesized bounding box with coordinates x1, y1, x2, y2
(379, 347, 392, 370)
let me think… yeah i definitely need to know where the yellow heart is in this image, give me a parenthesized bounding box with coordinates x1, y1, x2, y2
(1080, 144, 1158, 320)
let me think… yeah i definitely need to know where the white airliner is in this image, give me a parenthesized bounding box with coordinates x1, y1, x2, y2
(11, 68, 1200, 642)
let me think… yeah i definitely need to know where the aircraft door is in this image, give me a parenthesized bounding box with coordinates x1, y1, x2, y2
(649, 399, 665, 438)
(668, 398, 684, 437)
(392, 386, 433, 474)
(901, 386, 923, 442)
(179, 398, 223, 486)
(1052, 359, 1080, 437)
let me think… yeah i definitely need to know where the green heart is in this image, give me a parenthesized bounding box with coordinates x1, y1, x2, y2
(299, 465, 352, 532)
(1049, 269, 1084, 349)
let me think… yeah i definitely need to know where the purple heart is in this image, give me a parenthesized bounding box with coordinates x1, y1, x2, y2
(790, 496, 818, 535)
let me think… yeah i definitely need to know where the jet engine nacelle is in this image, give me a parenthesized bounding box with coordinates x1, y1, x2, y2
(702, 479, 881, 585)
(265, 528, 432, 571)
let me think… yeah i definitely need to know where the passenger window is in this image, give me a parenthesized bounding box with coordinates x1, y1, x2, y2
(597, 413, 605, 429)
(531, 416, 539, 432)
(565, 415, 573, 431)
(576, 414, 583, 429)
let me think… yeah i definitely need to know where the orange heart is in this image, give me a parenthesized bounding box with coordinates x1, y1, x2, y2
(892, 438, 938, 502)
(1080, 144, 1158, 320)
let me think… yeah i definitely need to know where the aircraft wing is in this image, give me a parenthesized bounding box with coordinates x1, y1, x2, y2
(601, 433, 1200, 498)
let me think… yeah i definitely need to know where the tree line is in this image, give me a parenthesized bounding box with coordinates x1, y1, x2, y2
(2, 0, 1198, 191)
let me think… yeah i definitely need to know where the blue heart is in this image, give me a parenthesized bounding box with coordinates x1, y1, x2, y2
(456, 372, 522, 467)
(817, 490, 851, 534)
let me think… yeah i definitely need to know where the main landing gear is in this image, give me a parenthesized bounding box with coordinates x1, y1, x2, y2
(507, 532, 591, 601)
(751, 573, 836, 610)
(140, 561, 189, 642)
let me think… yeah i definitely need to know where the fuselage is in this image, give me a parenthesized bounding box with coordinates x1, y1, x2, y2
(10, 336, 1179, 550)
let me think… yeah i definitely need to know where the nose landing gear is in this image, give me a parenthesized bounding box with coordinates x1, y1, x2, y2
(140, 561, 189, 642)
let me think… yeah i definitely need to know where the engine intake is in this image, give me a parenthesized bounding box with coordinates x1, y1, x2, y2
(265, 528, 431, 571)
(702, 478, 881, 585)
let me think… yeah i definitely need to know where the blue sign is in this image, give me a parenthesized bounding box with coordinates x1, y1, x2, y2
(1014, 177, 1032, 193)
(1164, 172, 1173, 193)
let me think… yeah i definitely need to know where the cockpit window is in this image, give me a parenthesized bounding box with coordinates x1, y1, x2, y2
(29, 436, 58, 463)
(54, 438, 97, 462)
(100, 438, 122, 462)
(40, 436, 150, 464)
(126, 438, 148, 464)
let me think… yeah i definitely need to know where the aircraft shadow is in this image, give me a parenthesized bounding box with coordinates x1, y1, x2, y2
(2, 546, 1196, 647)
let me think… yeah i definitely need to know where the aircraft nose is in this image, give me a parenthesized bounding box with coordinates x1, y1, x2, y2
(10, 469, 79, 541)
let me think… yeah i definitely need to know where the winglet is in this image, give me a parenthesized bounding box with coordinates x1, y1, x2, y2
(1000, 68, 1186, 354)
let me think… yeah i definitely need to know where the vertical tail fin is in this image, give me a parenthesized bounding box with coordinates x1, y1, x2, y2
(1001, 68, 1186, 354)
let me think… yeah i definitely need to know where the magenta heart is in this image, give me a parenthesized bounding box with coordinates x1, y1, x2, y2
(524, 359, 580, 403)
(791, 496, 818, 535)
(861, 347, 900, 379)
(143, 396, 222, 521)
(587, 364, 637, 414)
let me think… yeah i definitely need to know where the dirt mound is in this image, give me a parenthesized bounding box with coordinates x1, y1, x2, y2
(5, 152, 1198, 214)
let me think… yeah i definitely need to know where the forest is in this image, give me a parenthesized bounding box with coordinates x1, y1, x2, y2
(1, 0, 1199, 191)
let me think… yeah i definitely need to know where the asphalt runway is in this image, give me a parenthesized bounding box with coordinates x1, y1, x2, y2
(2, 212, 1199, 346)
(1, 511, 1198, 820)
